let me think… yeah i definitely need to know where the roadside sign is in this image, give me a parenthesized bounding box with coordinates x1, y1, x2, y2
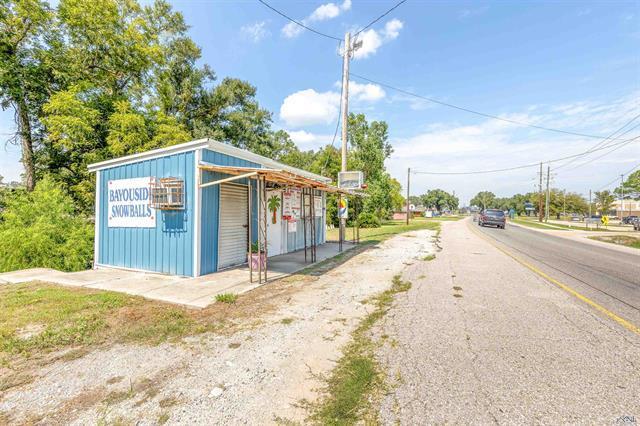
(338, 171, 364, 190)
(601, 216, 609, 226)
(338, 198, 348, 219)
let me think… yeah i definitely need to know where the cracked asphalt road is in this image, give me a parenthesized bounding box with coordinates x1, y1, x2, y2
(376, 219, 640, 424)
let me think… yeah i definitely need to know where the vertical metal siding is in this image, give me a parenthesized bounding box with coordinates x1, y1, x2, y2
(98, 151, 194, 276)
(199, 149, 261, 275)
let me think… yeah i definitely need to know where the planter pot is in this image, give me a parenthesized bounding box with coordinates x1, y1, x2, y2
(248, 252, 267, 269)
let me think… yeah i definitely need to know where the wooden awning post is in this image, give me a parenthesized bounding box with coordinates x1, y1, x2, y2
(248, 179, 253, 283)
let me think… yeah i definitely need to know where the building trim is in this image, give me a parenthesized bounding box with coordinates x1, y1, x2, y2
(87, 138, 331, 184)
(88, 139, 211, 172)
(93, 171, 101, 269)
(193, 149, 202, 277)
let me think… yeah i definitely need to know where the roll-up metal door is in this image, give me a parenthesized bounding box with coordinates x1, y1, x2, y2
(218, 183, 248, 270)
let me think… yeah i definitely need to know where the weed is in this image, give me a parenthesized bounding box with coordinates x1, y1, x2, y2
(417, 274, 426, 279)
(453, 294, 463, 298)
(228, 342, 241, 349)
(309, 274, 412, 424)
(158, 413, 170, 425)
(215, 293, 238, 304)
(159, 396, 179, 408)
(281, 318, 295, 325)
(453, 286, 462, 291)
(422, 254, 436, 261)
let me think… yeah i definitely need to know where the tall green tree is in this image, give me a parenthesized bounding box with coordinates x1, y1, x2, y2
(421, 189, 458, 212)
(470, 191, 496, 210)
(594, 190, 615, 215)
(0, 0, 55, 191)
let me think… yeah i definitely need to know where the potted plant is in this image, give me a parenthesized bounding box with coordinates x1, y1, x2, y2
(248, 240, 266, 269)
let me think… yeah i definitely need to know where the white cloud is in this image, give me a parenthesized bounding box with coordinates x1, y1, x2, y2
(288, 130, 335, 149)
(241, 21, 270, 42)
(353, 19, 404, 59)
(280, 89, 340, 127)
(281, 0, 351, 38)
(282, 80, 385, 127)
(348, 81, 386, 101)
(386, 91, 640, 203)
(282, 21, 304, 38)
(383, 19, 403, 39)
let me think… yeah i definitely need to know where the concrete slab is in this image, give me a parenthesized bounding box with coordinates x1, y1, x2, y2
(0, 268, 70, 284)
(0, 242, 357, 308)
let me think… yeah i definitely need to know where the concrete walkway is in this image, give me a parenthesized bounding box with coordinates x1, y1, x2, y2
(0, 242, 355, 308)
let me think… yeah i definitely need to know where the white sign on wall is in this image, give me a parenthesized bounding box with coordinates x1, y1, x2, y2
(107, 177, 156, 228)
(282, 189, 301, 220)
(314, 196, 323, 217)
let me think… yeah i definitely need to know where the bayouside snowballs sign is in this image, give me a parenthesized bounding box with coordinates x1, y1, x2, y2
(107, 177, 156, 228)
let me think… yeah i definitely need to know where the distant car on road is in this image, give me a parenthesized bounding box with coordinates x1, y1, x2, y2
(478, 209, 506, 229)
(621, 215, 638, 224)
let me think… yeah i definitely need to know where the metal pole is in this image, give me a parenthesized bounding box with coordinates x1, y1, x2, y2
(545, 165, 550, 222)
(257, 178, 261, 284)
(248, 180, 252, 283)
(406, 167, 410, 225)
(303, 188, 308, 262)
(620, 174, 624, 220)
(263, 176, 268, 282)
(339, 32, 351, 254)
(588, 189, 592, 229)
(538, 162, 543, 222)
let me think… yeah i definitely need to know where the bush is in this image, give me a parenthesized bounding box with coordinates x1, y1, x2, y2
(0, 178, 94, 273)
(357, 212, 381, 228)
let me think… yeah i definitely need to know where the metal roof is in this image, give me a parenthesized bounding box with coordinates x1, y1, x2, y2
(197, 163, 351, 194)
(87, 138, 331, 184)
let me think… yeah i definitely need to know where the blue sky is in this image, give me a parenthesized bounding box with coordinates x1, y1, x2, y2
(2, 0, 639, 204)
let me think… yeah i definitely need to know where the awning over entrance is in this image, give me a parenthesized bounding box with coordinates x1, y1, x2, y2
(197, 163, 352, 194)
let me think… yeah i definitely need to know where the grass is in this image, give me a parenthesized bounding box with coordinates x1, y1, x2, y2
(280, 318, 295, 325)
(215, 293, 238, 304)
(0, 283, 212, 359)
(309, 275, 412, 425)
(422, 254, 436, 261)
(589, 235, 640, 249)
(326, 219, 440, 243)
(511, 217, 614, 232)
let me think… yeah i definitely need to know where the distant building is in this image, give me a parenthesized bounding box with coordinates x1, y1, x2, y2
(612, 199, 640, 218)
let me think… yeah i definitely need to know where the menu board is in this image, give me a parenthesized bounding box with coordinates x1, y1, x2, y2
(282, 189, 301, 220)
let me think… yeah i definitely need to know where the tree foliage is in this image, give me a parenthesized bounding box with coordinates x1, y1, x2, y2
(0, 177, 94, 272)
(420, 189, 458, 212)
(470, 191, 496, 210)
(594, 190, 615, 214)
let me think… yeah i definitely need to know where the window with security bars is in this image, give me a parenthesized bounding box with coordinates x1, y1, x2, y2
(149, 177, 184, 210)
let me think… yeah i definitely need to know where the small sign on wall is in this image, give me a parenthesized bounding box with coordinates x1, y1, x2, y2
(282, 189, 301, 220)
(287, 220, 297, 233)
(107, 177, 156, 228)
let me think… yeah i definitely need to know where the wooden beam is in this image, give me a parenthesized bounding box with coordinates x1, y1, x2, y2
(199, 172, 257, 189)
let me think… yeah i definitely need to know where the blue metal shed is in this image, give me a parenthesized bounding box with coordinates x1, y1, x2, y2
(88, 139, 335, 277)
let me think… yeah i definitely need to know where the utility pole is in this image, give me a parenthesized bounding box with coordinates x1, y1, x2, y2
(563, 189, 566, 219)
(545, 164, 550, 222)
(338, 32, 361, 246)
(340, 32, 350, 173)
(406, 167, 410, 225)
(588, 189, 592, 219)
(538, 162, 543, 222)
(620, 174, 624, 220)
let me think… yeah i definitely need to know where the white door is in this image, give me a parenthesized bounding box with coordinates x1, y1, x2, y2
(266, 190, 283, 256)
(218, 183, 248, 270)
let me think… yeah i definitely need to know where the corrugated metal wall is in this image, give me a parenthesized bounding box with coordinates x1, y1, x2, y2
(98, 151, 195, 276)
(199, 149, 260, 275)
(286, 190, 326, 253)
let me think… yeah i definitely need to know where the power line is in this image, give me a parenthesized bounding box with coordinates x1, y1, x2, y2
(354, 0, 408, 37)
(596, 162, 640, 191)
(563, 135, 640, 173)
(553, 111, 640, 171)
(256, 0, 342, 41)
(350, 72, 632, 140)
(411, 136, 640, 175)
